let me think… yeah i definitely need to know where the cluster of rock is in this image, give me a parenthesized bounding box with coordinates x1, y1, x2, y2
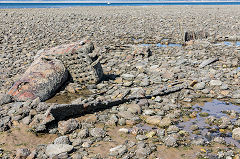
(0, 5, 240, 159)
(7, 40, 103, 102)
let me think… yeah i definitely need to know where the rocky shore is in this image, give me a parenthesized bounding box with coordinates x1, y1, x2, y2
(0, 5, 240, 159)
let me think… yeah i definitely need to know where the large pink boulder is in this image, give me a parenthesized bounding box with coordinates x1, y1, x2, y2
(8, 57, 68, 101)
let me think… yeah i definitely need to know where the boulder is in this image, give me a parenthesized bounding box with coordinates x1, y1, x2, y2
(7, 40, 104, 102)
(8, 57, 68, 102)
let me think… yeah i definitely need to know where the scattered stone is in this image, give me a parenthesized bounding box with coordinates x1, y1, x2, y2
(232, 128, 240, 140)
(136, 135, 148, 141)
(90, 128, 106, 138)
(209, 80, 222, 86)
(119, 128, 129, 134)
(15, 148, 31, 159)
(199, 58, 218, 68)
(45, 144, 73, 157)
(109, 145, 127, 157)
(54, 136, 71, 145)
(0, 94, 12, 106)
(194, 82, 206, 90)
(58, 119, 79, 135)
(135, 147, 151, 158)
(164, 136, 177, 147)
(0, 116, 11, 132)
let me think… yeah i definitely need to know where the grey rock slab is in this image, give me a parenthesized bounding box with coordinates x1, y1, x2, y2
(209, 80, 222, 86)
(45, 144, 73, 157)
(135, 147, 151, 158)
(90, 128, 106, 138)
(194, 82, 206, 90)
(199, 58, 218, 68)
(0, 116, 11, 132)
(0, 94, 12, 106)
(126, 103, 141, 114)
(136, 135, 147, 141)
(143, 109, 155, 116)
(78, 128, 89, 139)
(109, 145, 127, 156)
(121, 74, 135, 81)
(191, 138, 205, 146)
(15, 148, 31, 159)
(54, 136, 71, 145)
(164, 136, 177, 147)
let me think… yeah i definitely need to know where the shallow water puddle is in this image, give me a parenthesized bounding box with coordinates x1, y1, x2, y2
(215, 41, 240, 46)
(45, 89, 92, 104)
(140, 43, 182, 47)
(179, 99, 240, 148)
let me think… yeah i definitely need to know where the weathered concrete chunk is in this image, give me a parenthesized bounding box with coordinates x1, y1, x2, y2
(184, 30, 209, 42)
(35, 40, 104, 85)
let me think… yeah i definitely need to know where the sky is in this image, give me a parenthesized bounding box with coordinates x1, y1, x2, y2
(0, 0, 240, 2)
(1, 0, 240, 1)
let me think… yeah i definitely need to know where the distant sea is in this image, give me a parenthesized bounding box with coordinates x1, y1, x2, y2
(1, 1, 240, 9)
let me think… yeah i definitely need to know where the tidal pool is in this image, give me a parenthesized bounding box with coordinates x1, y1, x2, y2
(179, 99, 240, 148)
(214, 41, 240, 46)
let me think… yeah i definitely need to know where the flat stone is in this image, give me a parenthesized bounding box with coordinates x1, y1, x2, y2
(209, 80, 222, 86)
(164, 136, 177, 147)
(0, 116, 11, 132)
(109, 145, 127, 156)
(0, 94, 12, 106)
(90, 128, 106, 138)
(199, 58, 218, 68)
(45, 144, 73, 157)
(54, 136, 71, 145)
(136, 135, 147, 141)
(194, 82, 206, 90)
(119, 128, 129, 134)
(145, 116, 162, 125)
(121, 74, 135, 81)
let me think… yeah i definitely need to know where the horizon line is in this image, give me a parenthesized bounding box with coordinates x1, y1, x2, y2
(1, 0, 240, 3)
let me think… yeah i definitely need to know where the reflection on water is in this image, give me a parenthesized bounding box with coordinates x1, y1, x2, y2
(179, 99, 240, 148)
(215, 41, 240, 46)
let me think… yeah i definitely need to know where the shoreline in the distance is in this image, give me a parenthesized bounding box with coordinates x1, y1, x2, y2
(1, 0, 240, 3)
